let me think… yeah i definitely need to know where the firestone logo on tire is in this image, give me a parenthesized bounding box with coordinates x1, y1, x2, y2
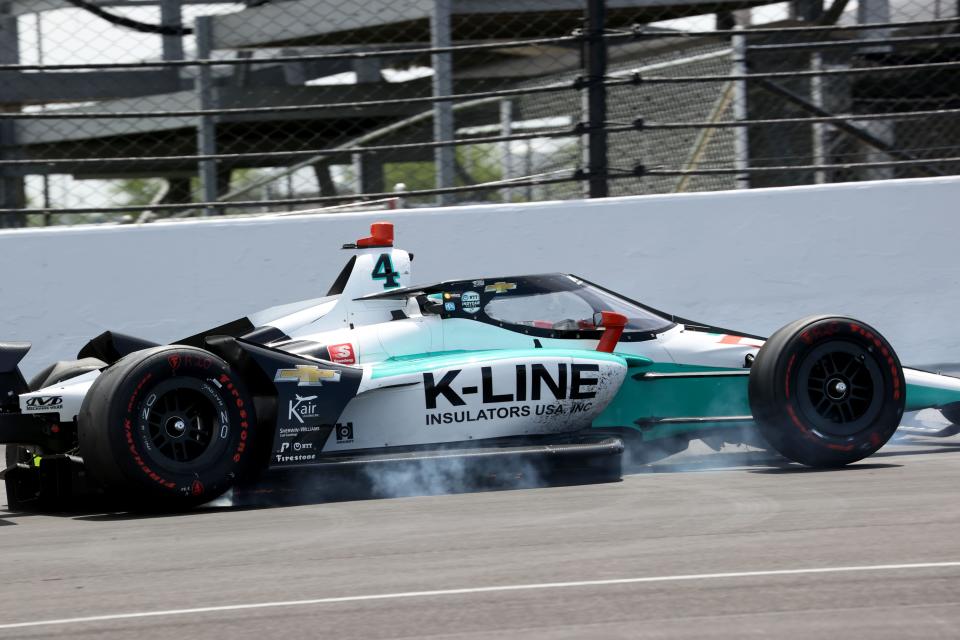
(168, 355, 181, 372)
(329, 343, 356, 365)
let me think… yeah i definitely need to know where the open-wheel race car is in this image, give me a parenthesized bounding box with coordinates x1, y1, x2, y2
(3, 222, 960, 510)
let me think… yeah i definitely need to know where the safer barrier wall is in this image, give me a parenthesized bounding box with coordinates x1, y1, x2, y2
(2, 176, 958, 377)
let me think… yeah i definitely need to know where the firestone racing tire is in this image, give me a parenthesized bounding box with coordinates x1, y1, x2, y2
(749, 315, 905, 467)
(79, 345, 257, 509)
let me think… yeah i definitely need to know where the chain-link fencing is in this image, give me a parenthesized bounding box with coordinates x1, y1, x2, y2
(0, 0, 957, 226)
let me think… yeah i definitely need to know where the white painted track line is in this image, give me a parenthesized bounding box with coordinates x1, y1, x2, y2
(2, 561, 959, 631)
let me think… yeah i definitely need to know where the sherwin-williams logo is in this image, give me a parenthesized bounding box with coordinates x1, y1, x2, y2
(423, 363, 599, 409)
(275, 365, 341, 387)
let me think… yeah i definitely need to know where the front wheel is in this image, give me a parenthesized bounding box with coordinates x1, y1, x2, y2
(749, 315, 905, 467)
(79, 346, 258, 508)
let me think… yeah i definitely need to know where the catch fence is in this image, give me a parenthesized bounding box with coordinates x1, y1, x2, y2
(0, 0, 957, 225)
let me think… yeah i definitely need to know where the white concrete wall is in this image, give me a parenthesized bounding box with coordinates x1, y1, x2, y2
(1, 176, 958, 378)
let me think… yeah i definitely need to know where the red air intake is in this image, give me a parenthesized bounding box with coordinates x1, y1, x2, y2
(596, 311, 628, 353)
(356, 222, 394, 248)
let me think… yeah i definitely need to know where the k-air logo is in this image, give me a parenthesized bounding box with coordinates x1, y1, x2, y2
(25, 396, 63, 411)
(288, 394, 320, 424)
(423, 363, 599, 409)
(275, 365, 341, 387)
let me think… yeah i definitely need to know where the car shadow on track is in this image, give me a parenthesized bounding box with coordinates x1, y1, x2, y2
(60, 457, 623, 521)
(631, 452, 901, 476)
(748, 462, 901, 475)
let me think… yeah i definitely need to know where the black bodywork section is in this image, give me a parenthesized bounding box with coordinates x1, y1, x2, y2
(0, 342, 30, 413)
(203, 336, 363, 469)
(77, 331, 160, 364)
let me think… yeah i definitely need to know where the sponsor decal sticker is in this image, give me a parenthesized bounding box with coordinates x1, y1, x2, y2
(422, 363, 600, 425)
(275, 365, 341, 387)
(461, 291, 481, 314)
(444, 301, 456, 312)
(484, 282, 516, 294)
(275, 452, 318, 463)
(472, 280, 485, 287)
(278, 424, 320, 438)
(25, 396, 63, 412)
(287, 394, 320, 424)
(329, 343, 356, 365)
(335, 422, 354, 443)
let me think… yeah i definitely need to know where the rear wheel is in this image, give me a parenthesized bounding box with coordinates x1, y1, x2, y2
(79, 346, 258, 508)
(749, 315, 905, 467)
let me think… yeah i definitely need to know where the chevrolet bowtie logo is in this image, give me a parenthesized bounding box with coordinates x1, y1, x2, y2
(484, 281, 516, 294)
(274, 365, 341, 387)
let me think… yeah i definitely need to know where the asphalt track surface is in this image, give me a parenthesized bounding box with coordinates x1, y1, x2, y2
(3, 433, 960, 639)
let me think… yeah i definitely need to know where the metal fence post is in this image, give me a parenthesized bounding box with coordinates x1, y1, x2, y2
(731, 26, 751, 189)
(810, 52, 827, 184)
(500, 99, 514, 202)
(583, 0, 608, 198)
(195, 16, 219, 215)
(431, 0, 455, 205)
(160, 0, 184, 62)
(857, 0, 894, 181)
(0, 5, 25, 228)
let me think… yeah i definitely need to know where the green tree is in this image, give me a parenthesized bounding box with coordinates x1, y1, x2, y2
(110, 177, 164, 206)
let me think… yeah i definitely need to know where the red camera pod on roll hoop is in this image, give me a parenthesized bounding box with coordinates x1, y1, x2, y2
(356, 222, 394, 248)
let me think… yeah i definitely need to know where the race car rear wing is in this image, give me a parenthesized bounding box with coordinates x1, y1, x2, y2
(0, 342, 53, 451)
(0, 342, 30, 413)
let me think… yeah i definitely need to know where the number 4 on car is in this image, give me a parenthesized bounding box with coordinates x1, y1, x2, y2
(3, 222, 960, 510)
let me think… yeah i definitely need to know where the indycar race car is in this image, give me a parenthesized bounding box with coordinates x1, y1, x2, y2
(3, 222, 960, 510)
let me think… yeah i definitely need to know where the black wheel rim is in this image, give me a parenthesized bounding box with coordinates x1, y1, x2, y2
(796, 341, 883, 438)
(141, 378, 223, 468)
